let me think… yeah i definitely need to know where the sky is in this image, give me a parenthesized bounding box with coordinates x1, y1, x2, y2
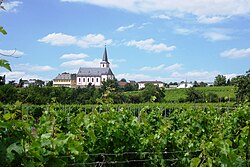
(0, 0, 250, 83)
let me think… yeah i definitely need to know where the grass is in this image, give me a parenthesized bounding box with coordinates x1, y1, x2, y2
(122, 86, 236, 102)
(165, 86, 236, 102)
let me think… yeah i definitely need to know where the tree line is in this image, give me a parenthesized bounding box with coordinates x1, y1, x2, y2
(0, 68, 249, 105)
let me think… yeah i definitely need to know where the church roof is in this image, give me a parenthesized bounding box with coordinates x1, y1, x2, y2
(77, 67, 114, 77)
(101, 46, 109, 63)
(54, 73, 76, 80)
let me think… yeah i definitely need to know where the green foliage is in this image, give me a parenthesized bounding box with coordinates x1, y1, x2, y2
(0, 11, 12, 71)
(0, 59, 11, 71)
(0, 85, 238, 104)
(233, 69, 250, 102)
(214, 74, 227, 86)
(0, 103, 249, 166)
(165, 86, 235, 103)
(142, 83, 165, 102)
(186, 87, 205, 103)
(0, 26, 7, 35)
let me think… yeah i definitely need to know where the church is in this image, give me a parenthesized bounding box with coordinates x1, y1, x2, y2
(76, 47, 115, 87)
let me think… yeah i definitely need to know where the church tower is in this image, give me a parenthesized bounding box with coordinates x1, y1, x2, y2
(100, 46, 110, 68)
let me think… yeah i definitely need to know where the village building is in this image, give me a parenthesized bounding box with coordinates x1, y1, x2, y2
(138, 81, 164, 89)
(76, 47, 115, 88)
(177, 81, 194, 88)
(53, 73, 76, 88)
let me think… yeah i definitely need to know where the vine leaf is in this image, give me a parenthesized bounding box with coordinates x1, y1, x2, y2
(7, 143, 24, 162)
(0, 26, 7, 35)
(190, 158, 201, 167)
(0, 59, 12, 71)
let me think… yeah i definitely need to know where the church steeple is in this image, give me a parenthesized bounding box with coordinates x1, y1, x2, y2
(103, 46, 108, 62)
(100, 46, 110, 68)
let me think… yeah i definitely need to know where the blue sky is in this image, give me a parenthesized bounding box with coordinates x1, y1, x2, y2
(0, 0, 250, 82)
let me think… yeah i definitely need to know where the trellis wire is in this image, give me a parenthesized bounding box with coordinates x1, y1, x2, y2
(56, 150, 201, 166)
(67, 158, 180, 166)
(58, 150, 201, 158)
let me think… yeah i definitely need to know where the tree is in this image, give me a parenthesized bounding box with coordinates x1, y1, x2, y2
(142, 83, 165, 102)
(120, 78, 126, 82)
(226, 79, 231, 86)
(186, 87, 205, 103)
(34, 80, 45, 87)
(100, 79, 118, 93)
(0, 75, 5, 85)
(46, 80, 53, 87)
(18, 78, 24, 88)
(214, 75, 226, 86)
(193, 81, 198, 87)
(233, 69, 250, 102)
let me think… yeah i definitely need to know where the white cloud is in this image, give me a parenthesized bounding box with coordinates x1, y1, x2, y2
(38, 33, 77, 46)
(137, 22, 151, 29)
(38, 33, 112, 48)
(224, 73, 240, 79)
(77, 34, 112, 48)
(14, 64, 56, 72)
(0, 71, 42, 82)
(117, 69, 222, 82)
(116, 73, 172, 82)
(140, 64, 165, 71)
(140, 63, 182, 72)
(220, 48, 250, 58)
(60, 0, 250, 17)
(151, 14, 171, 20)
(171, 70, 219, 82)
(61, 58, 118, 69)
(197, 15, 227, 24)
(164, 63, 183, 71)
(174, 28, 194, 35)
(61, 59, 101, 68)
(116, 24, 135, 32)
(1, 1, 22, 12)
(116, 73, 152, 81)
(0, 49, 24, 57)
(60, 53, 89, 59)
(127, 38, 176, 52)
(203, 32, 231, 41)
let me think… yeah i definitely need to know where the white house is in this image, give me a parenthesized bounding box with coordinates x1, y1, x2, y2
(53, 73, 76, 88)
(76, 47, 115, 87)
(177, 82, 193, 88)
(138, 81, 164, 89)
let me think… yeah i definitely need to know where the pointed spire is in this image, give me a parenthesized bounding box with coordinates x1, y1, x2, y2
(102, 45, 108, 62)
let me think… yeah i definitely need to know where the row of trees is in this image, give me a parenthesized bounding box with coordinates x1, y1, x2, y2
(185, 70, 250, 103)
(1, 69, 249, 104)
(0, 80, 165, 105)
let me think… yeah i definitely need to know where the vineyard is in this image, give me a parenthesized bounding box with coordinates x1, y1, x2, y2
(0, 102, 249, 166)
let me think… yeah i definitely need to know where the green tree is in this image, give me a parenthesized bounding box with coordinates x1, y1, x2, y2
(214, 74, 226, 86)
(142, 83, 165, 102)
(233, 69, 250, 102)
(199, 81, 208, 87)
(100, 79, 118, 93)
(120, 78, 126, 82)
(46, 80, 53, 87)
(186, 87, 205, 103)
(0, 75, 5, 85)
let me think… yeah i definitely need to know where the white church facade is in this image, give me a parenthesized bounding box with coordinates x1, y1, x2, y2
(76, 47, 115, 87)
